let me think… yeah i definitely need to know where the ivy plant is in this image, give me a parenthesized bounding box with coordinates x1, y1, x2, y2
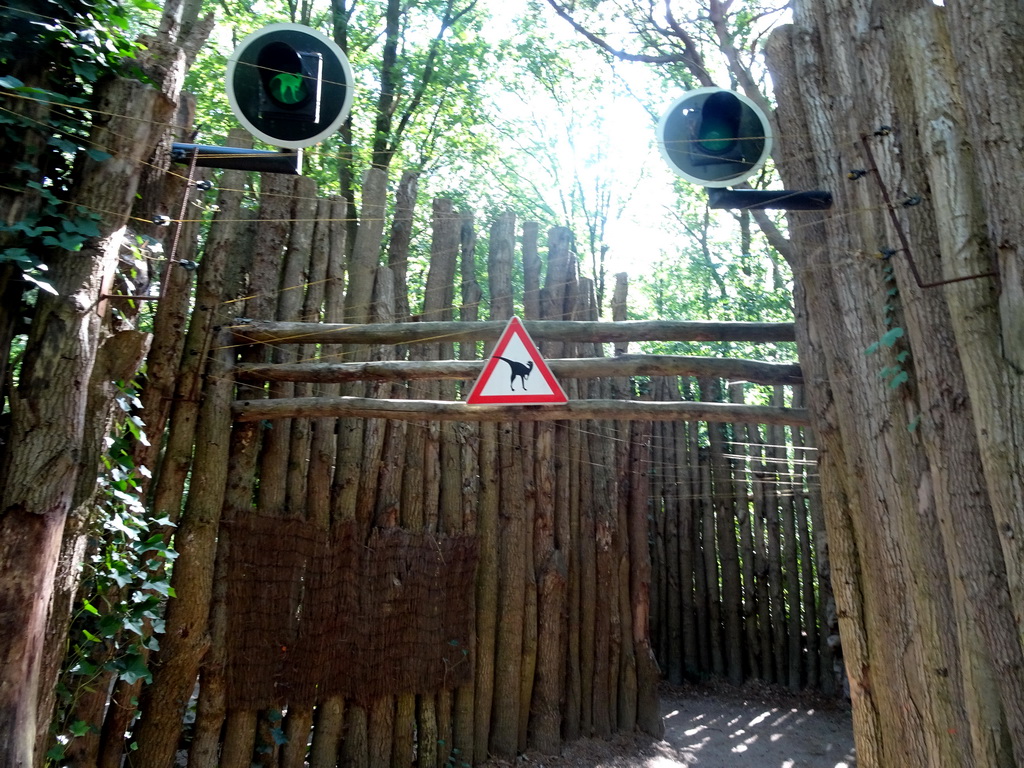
(47, 381, 178, 764)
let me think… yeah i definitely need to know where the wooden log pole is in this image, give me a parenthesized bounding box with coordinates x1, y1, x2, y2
(235, 354, 803, 386)
(488, 212, 527, 760)
(338, 169, 389, 768)
(529, 228, 566, 754)
(662, 381, 684, 686)
(750, 424, 774, 684)
(673, 381, 699, 681)
(230, 318, 797, 346)
(628, 419, 664, 737)
(452, 211, 479, 765)
(691, 420, 711, 675)
(729, 384, 762, 682)
(305, 199, 349, 768)
(182, 154, 257, 768)
(706, 379, 744, 685)
(232, 396, 811, 426)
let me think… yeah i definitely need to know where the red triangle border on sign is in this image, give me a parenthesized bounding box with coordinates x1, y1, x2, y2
(465, 317, 568, 405)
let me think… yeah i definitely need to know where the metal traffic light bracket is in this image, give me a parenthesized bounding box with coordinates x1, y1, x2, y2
(706, 188, 833, 211)
(169, 143, 302, 175)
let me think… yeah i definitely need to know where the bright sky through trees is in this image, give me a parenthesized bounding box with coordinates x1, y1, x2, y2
(480, 2, 685, 276)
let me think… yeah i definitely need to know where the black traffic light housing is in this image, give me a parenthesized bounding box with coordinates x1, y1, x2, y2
(226, 23, 354, 149)
(657, 87, 772, 188)
(256, 41, 322, 123)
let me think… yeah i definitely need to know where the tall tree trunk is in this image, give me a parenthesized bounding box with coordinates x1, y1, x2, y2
(0, 51, 181, 766)
(766, 1, 1024, 763)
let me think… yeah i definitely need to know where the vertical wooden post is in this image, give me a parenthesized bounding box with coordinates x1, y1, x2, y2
(750, 423, 774, 683)
(690, 415, 712, 674)
(730, 384, 761, 682)
(306, 198, 349, 768)
(487, 212, 527, 759)
(706, 378, 744, 685)
(453, 211, 479, 765)
(792, 389, 820, 689)
(662, 381, 684, 685)
(337, 168, 388, 768)
(766, 387, 788, 685)
(184, 147, 255, 768)
(674, 381, 699, 681)
(133, 170, 295, 768)
(628, 419, 664, 737)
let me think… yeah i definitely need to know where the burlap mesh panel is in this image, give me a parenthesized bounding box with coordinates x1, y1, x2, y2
(224, 517, 478, 708)
(335, 529, 479, 703)
(303, 521, 359, 701)
(224, 516, 325, 709)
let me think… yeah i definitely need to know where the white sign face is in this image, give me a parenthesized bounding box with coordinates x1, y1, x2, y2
(466, 317, 567, 406)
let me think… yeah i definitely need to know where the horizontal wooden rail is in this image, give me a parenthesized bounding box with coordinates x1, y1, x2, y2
(235, 354, 803, 387)
(232, 396, 811, 426)
(228, 319, 796, 345)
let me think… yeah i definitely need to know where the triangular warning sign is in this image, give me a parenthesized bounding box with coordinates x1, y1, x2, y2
(466, 316, 568, 405)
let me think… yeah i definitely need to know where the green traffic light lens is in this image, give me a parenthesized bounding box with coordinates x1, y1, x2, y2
(268, 72, 308, 106)
(697, 121, 736, 154)
(697, 92, 743, 155)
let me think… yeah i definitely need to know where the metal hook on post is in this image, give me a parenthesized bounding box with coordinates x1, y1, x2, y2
(859, 134, 998, 289)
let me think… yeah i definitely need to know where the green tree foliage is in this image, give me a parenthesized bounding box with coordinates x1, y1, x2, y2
(637, 196, 796, 363)
(0, 0, 158, 291)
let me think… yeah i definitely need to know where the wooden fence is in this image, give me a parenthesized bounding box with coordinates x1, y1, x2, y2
(61, 163, 835, 768)
(646, 381, 837, 693)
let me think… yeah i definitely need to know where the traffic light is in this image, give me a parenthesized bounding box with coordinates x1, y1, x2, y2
(657, 87, 772, 188)
(226, 23, 354, 149)
(256, 41, 322, 123)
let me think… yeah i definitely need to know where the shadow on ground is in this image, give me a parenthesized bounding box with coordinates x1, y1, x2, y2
(481, 682, 856, 768)
(653, 681, 856, 767)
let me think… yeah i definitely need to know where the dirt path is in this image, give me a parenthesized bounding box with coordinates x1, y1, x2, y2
(482, 683, 856, 768)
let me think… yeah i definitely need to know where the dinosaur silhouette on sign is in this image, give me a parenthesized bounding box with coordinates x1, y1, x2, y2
(496, 357, 534, 391)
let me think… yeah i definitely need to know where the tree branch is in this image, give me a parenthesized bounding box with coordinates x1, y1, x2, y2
(543, 0, 714, 82)
(663, 0, 716, 86)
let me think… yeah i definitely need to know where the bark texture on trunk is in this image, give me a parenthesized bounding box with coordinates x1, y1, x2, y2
(766, 1, 1024, 764)
(0, 46, 182, 764)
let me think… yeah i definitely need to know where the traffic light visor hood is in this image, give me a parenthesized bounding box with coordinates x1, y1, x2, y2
(657, 87, 773, 188)
(258, 42, 314, 108)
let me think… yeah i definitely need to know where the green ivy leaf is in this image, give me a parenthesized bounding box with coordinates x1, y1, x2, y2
(880, 326, 904, 347)
(24, 272, 58, 295)
(86, 148, 112, 162)
(98, 613, 122, 637)
(117, 653, 151, 685)
(71, 658, 98, 676)
(69, 720, 92, 737)
(72, 59, 100, 81)
(47, 135, 80, 154)
(888, 370, 909, 388)
(141, 578, 174, 597)
(1, 248, 38, 266)
(45, 744, 66, 761)
(0, 75, 24, 89)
